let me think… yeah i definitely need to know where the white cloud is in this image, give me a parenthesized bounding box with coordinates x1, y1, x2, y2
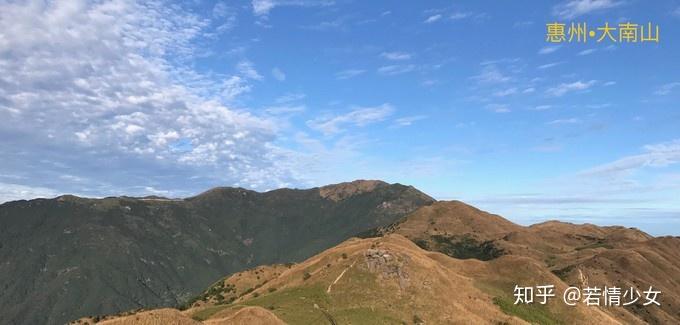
(301, 16, 350, 31)
(252, 0, 276, 16)
(265, 105, 306, 115)
(380, 51, 412, 61)
(582, 139, 680, 176)
(486, 104, 511, 113)
(213, 2, 231, 18)
(493, 88, 518, 97)
(212, 2, 237, 32)
(251, 0, 334, 16)
(393, 115, 427, 127)
(0, 183, 61, 203)
(514, 21, 534, 28)
(547, 118, 581, 125)
(335, 69, 365, 80)
(272, 67, 286, 81)
(0, 0, 300, 198)
(546, 80, 597, 96)
(553, 0, 623, 19)
(377, 64, 415, 76)
(449, 11, 472, 20)
(307, 104, 394, 135)
(237, 60, 264, 80)
(531, 105, 552, 111)
(423, 10, 473, 24)
(585, 103, 611, 109)
(472, 64, 511, 84)
(538, 62, 564, 69)
(538, 45, 561, 55)
(276, 92, 306, 103)
(654, 82, 680, 95)
(424, 14, 442, 23)
(221, 76, 252, 101)
(578, 48, 597, 56)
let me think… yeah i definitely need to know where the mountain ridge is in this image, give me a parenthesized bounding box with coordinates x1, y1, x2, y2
(0, 180, 434, 325)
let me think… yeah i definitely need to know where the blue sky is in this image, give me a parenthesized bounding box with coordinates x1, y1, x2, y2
(1, 0, 679, 235)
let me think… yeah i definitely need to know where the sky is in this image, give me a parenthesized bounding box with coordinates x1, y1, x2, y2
(1, 0, 679, 235)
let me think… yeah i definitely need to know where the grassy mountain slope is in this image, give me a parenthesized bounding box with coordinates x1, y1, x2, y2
(90, 200, 680, 324)
(0, 180, 434, 325)
(385, 201, 680, 324)
(85, 234, 624, 324)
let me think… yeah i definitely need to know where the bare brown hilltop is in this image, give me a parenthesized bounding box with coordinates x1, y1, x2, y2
(385, 201, 680, 323)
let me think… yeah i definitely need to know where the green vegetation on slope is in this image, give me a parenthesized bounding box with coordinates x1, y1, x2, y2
(0, 181, 434, 325)
(415, 234, 505, 261)
(493, 296, 561, 325)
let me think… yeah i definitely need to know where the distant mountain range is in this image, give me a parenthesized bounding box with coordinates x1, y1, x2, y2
(2, 181, 679, 324)
(0, 180, 433, 324)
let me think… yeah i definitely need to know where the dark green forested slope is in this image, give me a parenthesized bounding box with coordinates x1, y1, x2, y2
(0, 180, 433, 325)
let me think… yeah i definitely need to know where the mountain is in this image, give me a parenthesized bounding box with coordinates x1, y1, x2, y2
(84, 200, 680, 324)
(0, 180, 434, 325)
(385, 201, 680, 324)
(82, 234, 624, 324)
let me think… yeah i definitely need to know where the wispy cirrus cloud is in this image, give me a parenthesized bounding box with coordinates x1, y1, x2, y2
(424, 14, 442, 23)
(531, 105, 552, 111)
(422, 7, 478, 24)
(377, 64, 416, 76)
(335, 69, 365, 80)
(380, 51, 412, 61)
(265, 105, 306, 115)
(306, 104, 394, 135)
(276, 92, 306, 103)
(538, 45, 562, 55)
(449, 11, 473, 20)
(471, 64, 511, 84)
(581, 139, 680, 177)
(251, 0, 334, 16)
(553, 0, 623, 19)
(547, 118, 581, 125)
(538, 61, 564, 69)
(546, 80, 597, 96)
(236, 60, 264, 80)
(578, 48, 597, 56)
(212, 2, 237, 33)
(393, 115, 428, 127)
(486, 103, 511, 113)
(654, 82, 680, 95)
(493, 88, 518, 97)
(271, 67, 286, 81)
